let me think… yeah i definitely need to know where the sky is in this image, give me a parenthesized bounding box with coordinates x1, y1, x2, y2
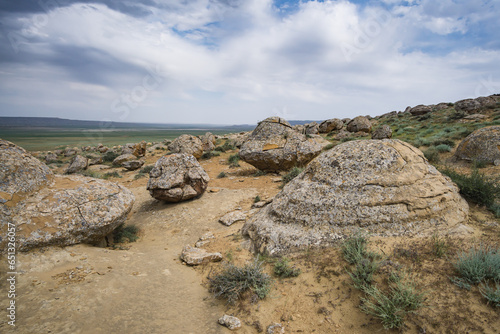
(0, 0, 499, 125)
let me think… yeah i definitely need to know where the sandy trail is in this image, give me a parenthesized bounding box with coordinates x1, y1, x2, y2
(1, 184, 258, 334)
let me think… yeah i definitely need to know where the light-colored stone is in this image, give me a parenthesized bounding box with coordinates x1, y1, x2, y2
(180, 245, 222, 265)
(455, 98, 481, 114)
(112, 153, 137, 166)
(64, 155, 89, 174)
(200, 132, 216, 152)
(242, 139, 469, 256)
(147, 153, 209, 202)
(319, 118, 344, 133)
(218, 315, 242, 330)
(45, 152, 58, 163)
(267, 323, 285, 334)
(122, 160, 144, 171)
(219, 211, 247, 226)
(239, 117, 323, 172)
(409, 105, 432, 116)
(168, 135, 204, 159)
(454, 126, 500, 164)
(371, 125, 392, 140)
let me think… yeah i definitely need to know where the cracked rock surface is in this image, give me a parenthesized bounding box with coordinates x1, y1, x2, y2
(0, 140, 135, 251)
(239, 116, 323, 172)
(147, 153, 209, 202)
(243, 139, 469, 255)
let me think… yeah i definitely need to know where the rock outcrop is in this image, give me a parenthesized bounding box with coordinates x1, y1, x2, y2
(454, 126, 500, 164)
(242, 139, 468, 255)
(0, 140, 135, 252)
(200, 132, 216, 152)
(319, 118, 344, 133)
(346, 116, 372, 133)
(147, 153, 209, 202)
(239, 117, 323, 172)
(168, 135, 204, 159)
(409, 105, 432, 116)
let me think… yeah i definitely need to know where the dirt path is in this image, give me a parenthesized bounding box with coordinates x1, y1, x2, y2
(0, 181, 259, 334)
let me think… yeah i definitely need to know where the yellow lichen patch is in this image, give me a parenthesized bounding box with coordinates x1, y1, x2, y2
(263, 143, 280, 151)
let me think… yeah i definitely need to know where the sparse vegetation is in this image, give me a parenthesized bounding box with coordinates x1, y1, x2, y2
(479, 282, 500, 307)
(435, 144, 452, 152)
(217, 171, 227, 178)
(201, 151, 220, 159)
(431, 233, 448, 258)
(113, 224, 139, 243)
(208, 260, 273, 304)
(253, 170, 267, 176)
(78, 169, 103, 179)
(103, 151, 119, 163)
(423, 147, 440, 164)
(228, 153, 240, 167)
(454, 244, 500, 284)
(215, 141, 236, 152)
(103, 171, 122, 179)
(280, 167, 304, 188)
(254, 195, 261, 203)
(274, 257, 301, 278)
(134, 165, 154, 179)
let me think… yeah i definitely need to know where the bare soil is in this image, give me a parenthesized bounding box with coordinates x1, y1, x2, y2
(1, 150, 499, 334)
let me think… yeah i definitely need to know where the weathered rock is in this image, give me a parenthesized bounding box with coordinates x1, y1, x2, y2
(45, 152, 58, 163)
(319, 118, 344, 133)
(218, 315, 242, 330)
(147, 153, 209, 202)
(112, 153, 137, 166)
(97, 144, 109, 153)
(239, 117, 323, 172)
(88, 155, 103, 166)
(0, 141, 135, 251)
(455, 98, 481, 114)
(63, 147, 80, 157)
(122, 141, 147, 157)
(122, 160, 144, 171)
(409, 105, 432, 116)
(168, 135, 204, 159)
(0, 139, 54, 200)
(219, 211, 247, 226)
(267, 323, 285, 334)
(65, 155, 89, 174)
(304, 122, 319, 135)
(435, 103, 451, 111)
(462, 113, 487, 121)
(454, 126, 500, 164)
(346, 116, 372, 133)
(242, 139, 468, 255)
(224, 132, 251, 149)
(180, 245, 222, 265)
(200, 132, 216, 152)
(476, 96, 497, 109)
(195, 232, 215, 248)
(371, 125, 392, 139)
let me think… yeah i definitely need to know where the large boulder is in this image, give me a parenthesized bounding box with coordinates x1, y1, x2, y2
(371, 125, 393, 140)
(122, 141, 147, 157)
(319, 118, 344, 133)
(0, 140, 135, 252)
(409, 105, 432, 116)
(122, 160, 144, 171)
(454, 99, 481, 114)
(168, 135, 204, 159)
(64, 155, 89, 174)
(147, 153, 209, 202)
(304, 122, 319, 135)
(242, 139, 468, 255)
(200, 132, 216, 152)
(239, 117, 323, 172)
(112, 153, 137, 166)
(346, 116, 372, 133)
(454, 126, 500, 164)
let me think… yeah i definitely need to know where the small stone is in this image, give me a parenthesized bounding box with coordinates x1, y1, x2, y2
(219, 211, 247, 226)
(218, 315, 242, 330)
(267, 323, 285, 334)
(180, 245, 222, 265)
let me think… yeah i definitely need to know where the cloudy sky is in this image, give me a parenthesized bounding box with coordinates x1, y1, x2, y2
(0, 0, 499, 125)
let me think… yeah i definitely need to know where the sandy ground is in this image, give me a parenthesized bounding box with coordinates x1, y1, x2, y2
(1, 150, 499, 333)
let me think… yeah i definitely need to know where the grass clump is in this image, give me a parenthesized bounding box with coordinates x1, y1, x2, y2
(431, 233, 448, 258)
(454, 244, 500, 284)
(228, 153, 240, 167)
(254, 195, 261, 203)
(113, 224, 139, 243)
(102, 171, 121, 179)
(78, 170, 103, 179)
(215, 141, 236, 152)
(479, 282, 500, 307)
(435, 144, 452, 153)
(253, 170, 267, 176)
(208, 260, 272, 304)
(280, 167, 304, 188)
(217, 171, 227, 178)
(341, 232, 371, 265)
(361, 276, 425, 329)
(134, 165, 155, 179)
(103, 151, 119, 163)
(348, 258, 378, 289)
(441, 168, 500, 212)
(423, 147, 440, 164)
(201, 151, 220, 160)
(274, 258, 301, 278)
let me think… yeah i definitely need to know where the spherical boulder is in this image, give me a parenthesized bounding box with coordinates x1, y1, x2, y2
(319, 118, 344, 133)
(239, 117, 323, 172)
(168, 135, 204, 159)
(242, 139, 468, 255)
(346, 116, 372, 133)
(454, 126, 500, 164)
(147, 153, 209, 202)
(371, 125, 393, 139)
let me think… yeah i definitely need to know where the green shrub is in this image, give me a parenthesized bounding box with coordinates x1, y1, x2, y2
(341, 232, 370, 265)
(274, 258, 301, 278)
(228, 154, 240, 167)
(348, 258, 378, 289)
(479, 282, 500, 307)
(201, 151, 220, 159)
(473, 160, 488, 169)
(454, 245, 500, 284)
(113, 224, 139, 243)
(215, 141, 236, 152)
(253, 170, 267, 176)
(323, 143, 335, 151)
(280, 167, 304, 188)
(423, 147, 440, 164)
(78, 170, 103, 179)
(435, 144, 452, 153)
(103, 151, 119, 162)
(441, 169, 500, 209)
(217, 171, 227, 178)
(208, 260, 272, 304)
(360, 277, 425, 329)
(254, 195, 261, 203)
(103, 171, 121, 179)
